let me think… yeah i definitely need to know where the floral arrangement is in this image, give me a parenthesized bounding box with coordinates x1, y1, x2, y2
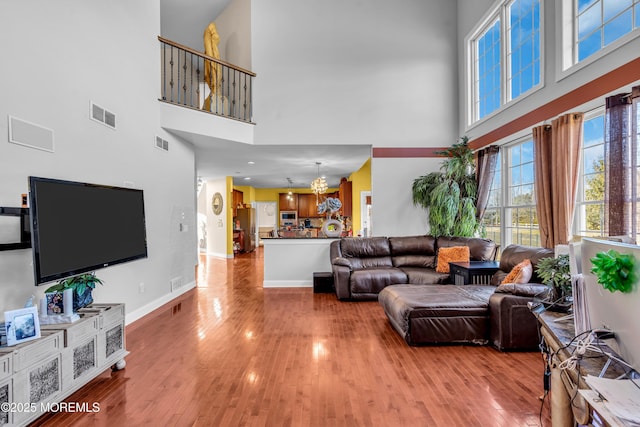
(318, 197, 342, 217)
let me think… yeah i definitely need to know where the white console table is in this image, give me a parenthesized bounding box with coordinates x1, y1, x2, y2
(0, 303, 127, 426)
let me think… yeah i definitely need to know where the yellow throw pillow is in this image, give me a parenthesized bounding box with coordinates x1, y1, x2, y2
(436, 246, 471, 273)
(501, 259, 533, 284)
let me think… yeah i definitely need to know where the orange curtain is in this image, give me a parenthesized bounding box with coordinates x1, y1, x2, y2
(533, 125, 553, 248)
(551, 113, 584, 246)
(533, 113, 584, 249)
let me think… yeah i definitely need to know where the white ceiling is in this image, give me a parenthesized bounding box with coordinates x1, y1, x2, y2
(168, 129, 372, 189)
(160, 0, 372, 188)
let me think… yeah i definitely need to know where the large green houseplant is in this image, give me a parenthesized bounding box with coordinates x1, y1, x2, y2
(412, 136, 478, 237)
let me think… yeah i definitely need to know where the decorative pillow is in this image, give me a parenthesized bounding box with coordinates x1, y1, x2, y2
(501, 259, 533, 284)
(435, 246, 470, 273)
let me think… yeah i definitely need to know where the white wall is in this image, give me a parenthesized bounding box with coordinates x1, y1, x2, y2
(216, 0, 252, 71)
(372, 158, 440, 237)
(251, 0, 458, 148)
(0, 1, 198, 322)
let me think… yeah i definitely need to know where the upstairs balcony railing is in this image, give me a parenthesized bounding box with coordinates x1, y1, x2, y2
(159, 36, 255, 123)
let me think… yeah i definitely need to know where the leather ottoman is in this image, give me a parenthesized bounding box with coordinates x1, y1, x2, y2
(378, 284, 495, 346)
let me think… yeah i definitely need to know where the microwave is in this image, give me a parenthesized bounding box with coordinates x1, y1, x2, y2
(280, 210, 297, 226)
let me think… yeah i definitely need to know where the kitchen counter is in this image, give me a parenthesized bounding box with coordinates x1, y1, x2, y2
(262, 237, 339, 287)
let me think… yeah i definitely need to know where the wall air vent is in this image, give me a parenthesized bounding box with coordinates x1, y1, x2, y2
(8, 115, 55, 152)
(155, 136, 169, 152)
(90, 102, 116, 129)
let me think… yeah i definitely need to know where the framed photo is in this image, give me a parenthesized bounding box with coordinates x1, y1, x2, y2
(5, 306, 41, 346)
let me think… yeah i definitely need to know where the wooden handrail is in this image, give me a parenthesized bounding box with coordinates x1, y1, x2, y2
(158, 36, 256, 77)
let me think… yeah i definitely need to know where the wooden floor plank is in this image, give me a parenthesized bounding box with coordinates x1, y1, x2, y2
(31, 248, 551, 426)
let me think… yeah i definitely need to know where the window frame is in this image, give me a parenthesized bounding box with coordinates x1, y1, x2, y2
(558, 0, 640, 76)
(573, 107, 607, 238)
(466, 0, 544, 127)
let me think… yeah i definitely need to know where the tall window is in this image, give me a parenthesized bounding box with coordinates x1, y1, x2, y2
(575, 0, 640, 63)
(476, 19, 502, 120)
(470, 0, 541, 123)
(574, 113, 606, 237)
(505, 140, 539, 246)
(507, 0, 541, 100)
(479, 139, 537, 249)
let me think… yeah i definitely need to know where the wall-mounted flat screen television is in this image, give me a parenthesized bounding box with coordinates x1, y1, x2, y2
(29, 176, 148, 285)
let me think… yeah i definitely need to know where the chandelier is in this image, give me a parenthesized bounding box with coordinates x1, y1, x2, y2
(311, 162, 328, 195)
(286, 178, 294, 200)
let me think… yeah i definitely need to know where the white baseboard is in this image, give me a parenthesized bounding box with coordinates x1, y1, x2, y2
(263, 280, 312, 288)
(207, 251, 233, 259)
(125, 280, 196, 325)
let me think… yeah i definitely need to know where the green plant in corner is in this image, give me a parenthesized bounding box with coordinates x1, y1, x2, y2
(412, 136, 478, 237)
(590, 250, 637, 293)
(535, 255, 572, 298)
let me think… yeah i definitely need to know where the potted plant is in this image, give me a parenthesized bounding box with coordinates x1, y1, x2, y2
(44, 273, 103, 312)
(412, 136, 478, 237)
(535, 255, 571, 307)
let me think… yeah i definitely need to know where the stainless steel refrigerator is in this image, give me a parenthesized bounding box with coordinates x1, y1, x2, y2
(236, 207, 256, 252)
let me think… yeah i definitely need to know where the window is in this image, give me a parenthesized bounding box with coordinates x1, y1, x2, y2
(479, 139, 537, 249)
(505, 140, 539, 246)
(470, 0, 541, 123)
(507, 0, 541, 100)
(572, 0, 640, 64)
(574, 113, 606, 237)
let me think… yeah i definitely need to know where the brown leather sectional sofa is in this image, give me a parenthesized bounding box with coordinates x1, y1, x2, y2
(330, 235, 554, 350)
(329, 235, 497, 300)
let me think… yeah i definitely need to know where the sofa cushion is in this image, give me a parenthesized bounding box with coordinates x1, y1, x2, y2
(340, 236, 393, 270)
(436, 246, 470, 273)
(437, 236, 497, 261)
(390, 235, 437, 268)
(400, 267, 450, 284)
(389, 235, 436, 255)
(501, 259, 533, 284)
(350, 268, 407, 294)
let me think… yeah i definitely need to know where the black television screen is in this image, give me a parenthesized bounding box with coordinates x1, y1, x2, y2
(29, 176, 148, 285)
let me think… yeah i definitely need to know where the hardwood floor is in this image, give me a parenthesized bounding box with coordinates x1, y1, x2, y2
(33, 248, 552, 426)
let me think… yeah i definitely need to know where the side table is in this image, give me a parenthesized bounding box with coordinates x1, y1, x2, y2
(449, 261, 500, 285)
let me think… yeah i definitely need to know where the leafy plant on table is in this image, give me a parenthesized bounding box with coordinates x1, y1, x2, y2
(44, 273, 104, 297)
(590, 250, 637, 293)
(535, 254, 572, 298)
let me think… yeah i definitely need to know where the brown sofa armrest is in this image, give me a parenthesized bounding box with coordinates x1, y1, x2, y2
(332, 257, 352, 268)
(495, 283, 550, 298)
(489, 293, 541, 351)
(332, 264, 352, 300)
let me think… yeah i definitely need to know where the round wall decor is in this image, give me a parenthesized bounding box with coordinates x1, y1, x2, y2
(212, 192, 224, 215)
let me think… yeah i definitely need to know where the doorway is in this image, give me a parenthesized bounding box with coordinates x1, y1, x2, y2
(360, 191, 372, 237)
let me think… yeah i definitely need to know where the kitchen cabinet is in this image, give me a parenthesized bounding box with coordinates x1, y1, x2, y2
(339, 178, 352, 217)
(232, 189, 243, 217)
(298, 193, 320, 218)
(279, 193, 298, 211)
